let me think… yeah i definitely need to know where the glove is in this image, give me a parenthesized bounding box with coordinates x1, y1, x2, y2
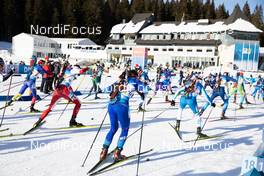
(211, 103, 216, 107)
(171, 100, 175, 106)
(9, 65, 16, 73)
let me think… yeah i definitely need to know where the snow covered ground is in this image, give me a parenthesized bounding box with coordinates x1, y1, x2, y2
(0, 70, 263, 176)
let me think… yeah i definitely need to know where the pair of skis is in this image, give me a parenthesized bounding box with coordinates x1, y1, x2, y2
(0, 121, 46, 138)
(168, 122, 221, 143)
(87, 149, 153, 175)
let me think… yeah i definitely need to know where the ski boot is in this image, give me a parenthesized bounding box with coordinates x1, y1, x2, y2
(113, 148, 126, 161)
(7, 100, 13, 106)
(238, 104, 244, 109)
(197, 127, 208, 138)
(220, 112, 228, 120)
(69, 116, 84, 127)
(165, 95, 171, 102)
(30, 104, 41, 113)
(100, 146, 108, 161)
(137, 106, 146, 112)
(94, 94, 101, 100)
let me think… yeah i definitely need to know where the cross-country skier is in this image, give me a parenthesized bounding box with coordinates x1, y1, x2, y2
(251, 75, 264, 102)
(199, 73, 236, 119)
(229, 72, 248, 109)
(99, 70, 144, 161)
(87, 62, 108, 99)
(135, 64, 149, 111)
(32, 63, 89, 128)
(170, 76, 215, 137)
(0, 57, 14, 83)
(7, 56, 48, 112)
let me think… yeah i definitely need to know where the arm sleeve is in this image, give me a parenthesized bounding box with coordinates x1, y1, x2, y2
(172, 87, 185, 100)
(200, 85, 211, 103)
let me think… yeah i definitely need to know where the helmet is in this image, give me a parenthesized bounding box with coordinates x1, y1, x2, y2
(239, 72, 244, 76)
(135, 64, 140, 69)
(38, 60, 45, 65)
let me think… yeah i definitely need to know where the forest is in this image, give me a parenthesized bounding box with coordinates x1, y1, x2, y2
(0, 0, 263, 46)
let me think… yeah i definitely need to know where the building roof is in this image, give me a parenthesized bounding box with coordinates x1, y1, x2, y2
(131, 13, 153, 23)
(224, 5, 249, 25)
(139, 18, 262, 34)
(52, 38, 96, 45)
(111, 9, 262, 35)
(111, 23, 126, 34)
(110, 13, 154, 34)
(14, 33, 52, 40)
(136, 39, 221, 46)
(121, 20, 146, 34)
(228, 18, 262, 33)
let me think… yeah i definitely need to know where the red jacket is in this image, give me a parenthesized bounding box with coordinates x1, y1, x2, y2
(43, 64, 53, 78)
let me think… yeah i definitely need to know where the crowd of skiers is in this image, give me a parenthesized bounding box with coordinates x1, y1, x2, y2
(0, 55, 264, 161)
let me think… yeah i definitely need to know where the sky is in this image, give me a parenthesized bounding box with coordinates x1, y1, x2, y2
(214, 0, 264, 14)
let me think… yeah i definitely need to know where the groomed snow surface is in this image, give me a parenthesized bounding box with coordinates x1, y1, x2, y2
(0, 70, 263, 176)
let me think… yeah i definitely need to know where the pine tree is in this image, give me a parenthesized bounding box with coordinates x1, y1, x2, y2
(131, 0, 145, 14)
(144, 0, 153, 12)
(251, 5, 263, 28)
(82, 0, 104, 43)
(116, 0, 131, 23)
(204, 0, 216, 19)
(191, 0, 202, 20)
(243, 1, 251, 20)
(24, 0, 34, 33)
(216, 3, 228, 19)
(0, 0, 3, 39)
(2, 0, 18, 41)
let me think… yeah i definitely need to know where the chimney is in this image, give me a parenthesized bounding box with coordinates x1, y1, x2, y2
(122, 19, 126, 24)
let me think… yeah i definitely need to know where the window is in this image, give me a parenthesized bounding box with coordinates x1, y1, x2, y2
(162, 48, 167, 51)
(115, 47, 119, 50)
(168, 48, 174, 51)
(187, 49, 192, 52)
(154, 48, 159, 51)
(147, 48, 150, 51)
(197, 49, 202, 52)
(129, 48, 132, 50)
(206, 49, 212, 52)
(177, 48, 183, 52)
(122, 47, 127, 50)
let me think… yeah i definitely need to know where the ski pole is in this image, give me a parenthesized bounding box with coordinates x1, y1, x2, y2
(0, 81, 23, 94)
(81, 109, 108, 167)
(193, 106, 214, 146)
(0, 75, 13, 127)
(136, 102, 146, 176)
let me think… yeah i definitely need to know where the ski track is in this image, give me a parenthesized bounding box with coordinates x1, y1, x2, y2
(0, 70, 263, 176)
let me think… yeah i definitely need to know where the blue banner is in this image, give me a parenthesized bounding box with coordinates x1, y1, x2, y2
(234, 41, 259, 71)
